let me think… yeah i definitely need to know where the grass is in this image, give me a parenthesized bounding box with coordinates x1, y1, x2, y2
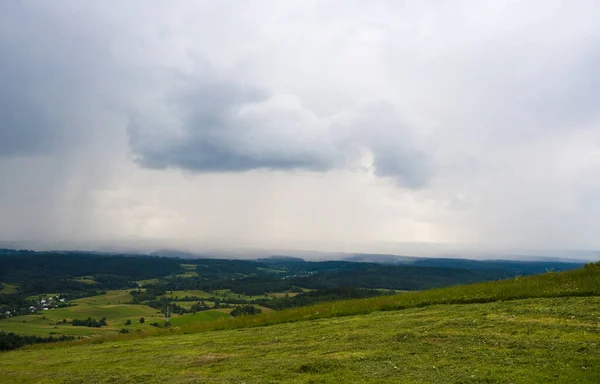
(74, 290, 134, 306)
(0, 289, 258, 338)
(163, 290, 213, 299)
(136, 278, 160, 286)
(211, 289, 295, 300)
(70, 276, 96, 285)
(168, 311, 229, 326)
(0, 283, 20, 294)
(1, 296, 598, 383)
(152, 264, 600, 335)
(0, 290, 166, 337)
(2, 264, 600, 383)
(163, 289, 294, 301)
(175, 271, 199, 278)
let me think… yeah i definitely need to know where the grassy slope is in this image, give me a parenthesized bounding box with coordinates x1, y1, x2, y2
(163, 289, 295, 301)
(2, 265, 600, 383)
(2, 296, 599, 383)
(168, 311, 229, 326)
(0, 283, 19, 294)
(0, 289, 279, 337)
(155, 264, 600, 335)
(163, 290, 213, 299)
(0, 290, 165, 336)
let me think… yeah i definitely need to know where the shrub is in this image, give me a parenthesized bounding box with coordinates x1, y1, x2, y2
(230, 305, 262, 317)
(72, 317, 107, 328)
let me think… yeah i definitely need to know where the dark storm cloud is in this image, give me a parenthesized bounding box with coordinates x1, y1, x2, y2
(0, 2, 115, 157)
(127, 74, 431, 188)
(127, 77, 335, 172)
(0, 14, 64, 157)
(0, 1, 432, 190)
(2, 0, 600, 250)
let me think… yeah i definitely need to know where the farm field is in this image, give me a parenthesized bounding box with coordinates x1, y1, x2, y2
(0, 290, 166, 337)
(163, 290, 213, 299)
(211, 289, 298, 300)
(168, 310, 229, 326)
(0, 289, 276, 337)
(163, 289, 298, 301)
(70, 276, 96, 285)
(0, 289, 242, 337)
(0, 284, 20, 294)
(1, 296, 599, 383)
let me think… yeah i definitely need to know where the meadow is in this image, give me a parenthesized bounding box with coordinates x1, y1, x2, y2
(1, 296, 598, 383)
(2, 263, 599, 383)
(1, 288, 277, 337)
(0, 290, 166, 337)
(0, 284, 20, 294)
(145, 263, 600, 335)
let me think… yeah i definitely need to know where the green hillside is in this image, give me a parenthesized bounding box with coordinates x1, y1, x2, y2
(1, 264, 599, 383)
(140, 262, 600, 335)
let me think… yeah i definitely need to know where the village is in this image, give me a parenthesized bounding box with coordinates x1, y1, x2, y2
(2, 295, 69, 320)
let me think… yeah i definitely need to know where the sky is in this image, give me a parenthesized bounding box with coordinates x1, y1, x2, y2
(1, 1, 600, 256)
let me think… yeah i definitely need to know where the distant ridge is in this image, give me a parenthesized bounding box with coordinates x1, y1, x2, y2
(343, 253, 584, 275)
(258, 255, 306, 263)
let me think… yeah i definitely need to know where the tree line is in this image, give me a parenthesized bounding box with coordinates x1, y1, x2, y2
(0, 331, 78, 351)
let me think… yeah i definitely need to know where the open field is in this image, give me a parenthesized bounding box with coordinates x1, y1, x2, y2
(175, 271, 199, 278)
(175, 264, 199, 278)
(211, 289, 298, 300)
(2, 264, 600, 383)
(1, 289, 277, 337)
(1, 290, 170, 337)
(163, 290, 213, 299)
(168, 311, 229, 326)
(149, 264, 600, 335)
(70, 276, 96, 285)
(75, 290, 134, 305)
(136, 278, 160, 286)
(0, 283, 19, 294)
(0, 290, 166, 337)
(164, 289, 298, 301)
(2, 296, 599, 383)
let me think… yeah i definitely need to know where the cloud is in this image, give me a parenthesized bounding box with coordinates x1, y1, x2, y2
(0, 1, 119, 157)
(127, 69, 431, 188)
(127, 76, 334, 173)
(1, 0, 600, 252)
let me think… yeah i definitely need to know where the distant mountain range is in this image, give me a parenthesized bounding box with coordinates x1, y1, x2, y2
(1, 246, 590, 277)
(341, 253, 584, 275)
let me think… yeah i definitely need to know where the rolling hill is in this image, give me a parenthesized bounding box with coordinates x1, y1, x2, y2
(1, 263, 599, 383)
